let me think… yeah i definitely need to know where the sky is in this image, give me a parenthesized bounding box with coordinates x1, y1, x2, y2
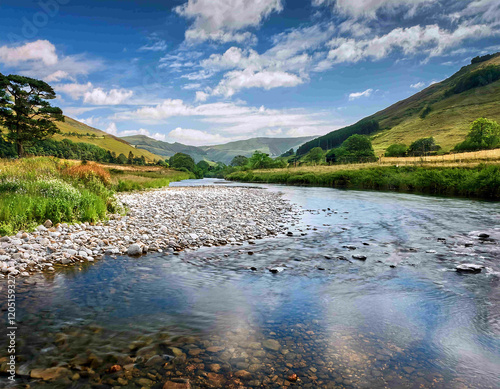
(1, 0, 499, 146)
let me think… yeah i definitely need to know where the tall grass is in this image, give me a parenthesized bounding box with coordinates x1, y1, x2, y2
(227, 164, 500, 199)
(0, 158, 190, 235)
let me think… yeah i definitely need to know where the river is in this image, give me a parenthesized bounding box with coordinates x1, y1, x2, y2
(1, 178, 499, 388)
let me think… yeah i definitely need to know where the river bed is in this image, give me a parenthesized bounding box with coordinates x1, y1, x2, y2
(1, 179, 499, 388)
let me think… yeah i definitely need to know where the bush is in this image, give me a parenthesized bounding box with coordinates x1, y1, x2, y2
(385, 144, 408, 157)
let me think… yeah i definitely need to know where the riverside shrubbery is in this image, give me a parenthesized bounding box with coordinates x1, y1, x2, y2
(227, 164, 500, 199)
(0, 157, 115, 235)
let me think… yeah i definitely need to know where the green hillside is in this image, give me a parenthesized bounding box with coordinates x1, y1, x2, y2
(298, 52, 500, 156)
(53, 117, 163, 162)
(124, 135, 316, 164)
(122, 135, 209, 162)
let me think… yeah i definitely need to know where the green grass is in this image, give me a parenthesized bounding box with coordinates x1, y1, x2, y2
(0, 158, 190, 235)
(227, 164, 500, 199)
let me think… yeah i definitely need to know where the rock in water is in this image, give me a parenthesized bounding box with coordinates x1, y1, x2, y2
(352, 255, 367, 261)
(127, 244, 142, 256)
(456, 264, 483, 273)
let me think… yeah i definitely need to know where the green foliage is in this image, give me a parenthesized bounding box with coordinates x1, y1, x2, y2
(407, 137, 441, 156)
(385, 143, 408, 157)
(169, 152, 196, 172)
(116, 153, 128, 164)
(227, 164, 500, 199)
(334, 135, 377, 163)
(419, 105, 432, 119)
(454, 118, 500, 152)
(280, 148, 295, 158)
(297, 120, 379, 156)
(230, 155, 249, 167)
(471, 54, 496, 64)
(305, 147, 325, 164)
(0, 73, 64, 157)
(248, 151, 286, 169)
(446, 65, 500, 96)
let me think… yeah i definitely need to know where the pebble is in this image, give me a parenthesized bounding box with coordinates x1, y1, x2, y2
(0, 187, 295, 277)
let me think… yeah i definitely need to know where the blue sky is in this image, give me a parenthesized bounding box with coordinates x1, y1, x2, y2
(1, 0, 499, 145)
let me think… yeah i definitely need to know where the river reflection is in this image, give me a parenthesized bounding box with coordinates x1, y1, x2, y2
(1, 179, 499, 388)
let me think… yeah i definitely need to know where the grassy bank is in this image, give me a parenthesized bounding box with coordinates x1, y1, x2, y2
(0, 157, 190, 235)
(227, 164, 500, 199)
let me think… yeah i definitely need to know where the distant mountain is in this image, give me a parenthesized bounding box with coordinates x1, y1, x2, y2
(298, 52, 500, 156)
(122, 135, 316, 164)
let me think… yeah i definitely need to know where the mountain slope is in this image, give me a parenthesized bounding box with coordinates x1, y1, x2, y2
(123, 135, 316, 164)
(122, 135, 209, 162)
(298, 52, 500, 156)
(53, 117, 163, 162)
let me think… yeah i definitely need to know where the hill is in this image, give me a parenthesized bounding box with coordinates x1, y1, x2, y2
(297, 52, 500, 156)
(123, 135, 316, 164)
(52, 117, 163, 162)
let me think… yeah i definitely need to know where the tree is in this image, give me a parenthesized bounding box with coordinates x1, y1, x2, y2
(280, 148, 294, 158)
(230, 155, 249, 167)
(128, 151, 135, 164)
(335, 135, 377, 163)
(455, 118, 500, 152)
(0, 73, 64, 157)
(407, 137, 441, 156)
(305, 147, 325, 164)
(169, 152, 196, 171)
(385, 144, 408, 157)
(248, 151, 275, 169)
(197, 160, 210, 173)
(117, 153, 128, 164)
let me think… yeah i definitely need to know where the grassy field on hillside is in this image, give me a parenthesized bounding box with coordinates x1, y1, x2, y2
(227, 163, 500, 199)
(52, 117, 163, 162)
(0, 157, 190, 235)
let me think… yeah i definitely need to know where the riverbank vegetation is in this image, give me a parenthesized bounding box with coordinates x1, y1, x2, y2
(0, 157, 190, 235)
(227, 164, 500, 199)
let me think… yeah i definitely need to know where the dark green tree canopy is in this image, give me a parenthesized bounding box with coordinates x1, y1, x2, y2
(385, 144, 408, 157)
(407, 137, 441, 156)
(169, 152, 196, 171)
(334, 134, 377, 163)
(305, 147, 325, 164)
(230, 155, 249, 167)
(0, 73, 64, 157)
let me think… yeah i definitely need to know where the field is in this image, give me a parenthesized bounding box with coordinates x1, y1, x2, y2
(52, 116, 164, 162)
(0, 157, 190, 235)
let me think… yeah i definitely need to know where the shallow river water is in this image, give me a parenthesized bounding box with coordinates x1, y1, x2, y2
(1, 179, 500, 388)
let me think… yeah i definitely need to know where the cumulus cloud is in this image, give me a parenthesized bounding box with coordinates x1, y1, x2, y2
(83, 88, 133, 105)
(349, 88, 373, 100)
(0, 40, 58, 66)
(316, 23, 497, 70)
(175, 0, 283, 43)
(211, 69, 303, 97)
(168, 127, 231, 145)
(56, 83, 133, 105)
(55, 82, 93, 99)
(0, 40, 100, 81)
(113, 99, 335, 137)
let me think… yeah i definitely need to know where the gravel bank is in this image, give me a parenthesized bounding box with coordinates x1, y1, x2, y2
(0, 186, 295, 277)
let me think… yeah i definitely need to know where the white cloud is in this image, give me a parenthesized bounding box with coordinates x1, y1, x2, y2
(139, 34, 167, 51)
(168, 127, 231, 145)
(211, 69, 303, 97)
(349, 88, 373, 100)
(105, 123, 166, 141)
(112, 99, 336, 138)
(0, 40, 58, 66)
(317, 23, 497, 69)
(195, 91, 210, 102)
(83, 88, 133, 105)
(460, 0, 500, 23)
(44, 70, 72, 82)
(410, 82, 426, 89)
(55, 82, 93, 99)
(175, 0, 283, 43)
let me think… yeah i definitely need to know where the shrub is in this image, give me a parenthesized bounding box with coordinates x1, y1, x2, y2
(385, 144, 408, 157)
